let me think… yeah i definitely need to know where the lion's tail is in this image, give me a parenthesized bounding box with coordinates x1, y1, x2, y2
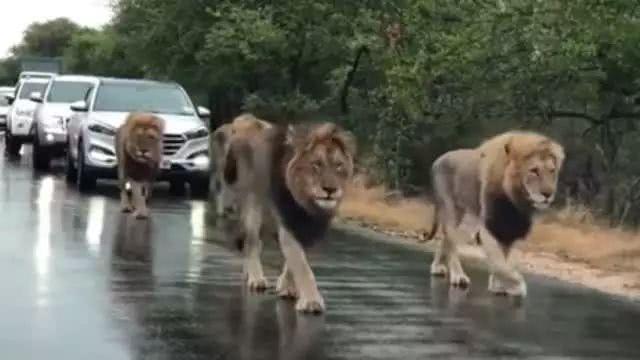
(421, 206, 439, 242)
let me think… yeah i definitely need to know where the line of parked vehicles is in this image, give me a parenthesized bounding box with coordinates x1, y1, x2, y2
(1, 71, 212, 196)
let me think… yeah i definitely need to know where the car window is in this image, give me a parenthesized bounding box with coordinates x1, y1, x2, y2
(46, 81, 94, 103)
(18, 82, 48, 99)
(93, 83, 194, 115)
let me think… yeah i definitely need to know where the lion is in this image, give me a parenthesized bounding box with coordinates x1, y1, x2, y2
(223, 119, 356, 313)
(425, 130, 564, 297)
(115, 112, 165, 219)
(211, 114, 272, 218)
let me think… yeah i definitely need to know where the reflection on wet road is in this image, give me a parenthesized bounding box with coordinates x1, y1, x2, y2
(1, 144, 640, 359)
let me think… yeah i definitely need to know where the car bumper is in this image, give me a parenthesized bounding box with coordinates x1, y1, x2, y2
(84, 133, 211, 181)
(37, 127, 66, 147)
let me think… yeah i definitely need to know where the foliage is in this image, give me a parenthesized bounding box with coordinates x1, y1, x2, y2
(4, 1, 640, 223)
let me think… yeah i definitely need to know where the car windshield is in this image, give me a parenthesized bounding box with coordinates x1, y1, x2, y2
(93, 82, 194, 115)
(46, 81, 94, 103)
(18, 82, 48, 99)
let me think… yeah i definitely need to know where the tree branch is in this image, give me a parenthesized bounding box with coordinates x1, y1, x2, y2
(340, 45, 369, 114)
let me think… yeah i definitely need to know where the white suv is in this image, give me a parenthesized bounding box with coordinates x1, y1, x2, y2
(31, 75, 98, 170)
(4, 78, 50, 156)
(0, 86, 14, 130)
(66, 78, 211, 195)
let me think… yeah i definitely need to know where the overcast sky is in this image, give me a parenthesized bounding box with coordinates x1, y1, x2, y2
(0, 0, 112, 57)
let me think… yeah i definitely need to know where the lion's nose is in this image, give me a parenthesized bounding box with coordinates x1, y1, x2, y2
(323, 186, 337, 197)
(541, 190, 553, 199)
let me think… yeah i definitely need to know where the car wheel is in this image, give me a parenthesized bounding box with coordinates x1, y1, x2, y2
(189, 177, 210, 198)
(4, 129, 21, 157)
(77, 139, 96, 192)
(65, 140, 77, 183)
(169, 179, 186, 196)
(32, 130, 51, 171)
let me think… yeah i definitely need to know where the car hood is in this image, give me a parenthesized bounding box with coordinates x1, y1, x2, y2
(41, 103, 74, 118)
(13, 99, 37, 111)
(89, 111, 207, 135)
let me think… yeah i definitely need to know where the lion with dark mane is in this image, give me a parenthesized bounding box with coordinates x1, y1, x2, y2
(426, 130, 564, 297)
(115, 112, 164, 219)
(223, 116, 356, 313)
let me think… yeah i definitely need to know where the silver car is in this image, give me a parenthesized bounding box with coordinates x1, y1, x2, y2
(0, 86, 14, 130)
(31, 75, 99, 170)
(66, 77, 211, 195)
(4, 78, 50, 156)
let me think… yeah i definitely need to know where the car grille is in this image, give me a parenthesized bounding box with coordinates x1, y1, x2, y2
(163, 133, 186, 156)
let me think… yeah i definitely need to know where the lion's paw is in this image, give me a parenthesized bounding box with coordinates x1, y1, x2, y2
(449, 271, 470, 288)
(295, 295, 325, 314)
(430, 262, 448, 277)
(247, 276, 269, 292)
(276, 278, 298, 299)
(133, 210, 149, 220)
(120, 203, 133, 213)
(488, 275, 527, 297)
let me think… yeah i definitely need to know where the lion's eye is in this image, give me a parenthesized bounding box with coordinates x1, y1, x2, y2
(336, 163, 344, 172)
(312, 161, 322, 171)
(530, 168, 540, 176)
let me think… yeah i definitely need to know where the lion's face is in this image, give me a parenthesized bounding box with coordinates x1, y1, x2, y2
(286, 123, 356, 215)
(504, 138, 564, 210)
(126, 123, 163, 164)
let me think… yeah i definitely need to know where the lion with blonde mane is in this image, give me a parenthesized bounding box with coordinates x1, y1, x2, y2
(425, 130, 565, 297)
(115, 112, 165, 219)
(223, 118, 356, 313)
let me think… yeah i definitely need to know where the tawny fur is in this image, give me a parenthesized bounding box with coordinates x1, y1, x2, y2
(210, 114, 278, 251)
(427, 130, 564, 297)
(223, 117, 356, 314)
(115, 112, 164, 219)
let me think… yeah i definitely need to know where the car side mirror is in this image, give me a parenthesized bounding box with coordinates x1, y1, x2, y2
(29, 92, 43, 103)
(5, 94, 15, 105)
(70, 100, 88, 112)
(197, 106, 211, 118)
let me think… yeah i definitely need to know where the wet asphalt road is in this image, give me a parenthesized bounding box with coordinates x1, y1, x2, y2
(1, 140, 640, 359)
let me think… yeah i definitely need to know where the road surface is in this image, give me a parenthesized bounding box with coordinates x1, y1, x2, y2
(1, 141, 639, 359)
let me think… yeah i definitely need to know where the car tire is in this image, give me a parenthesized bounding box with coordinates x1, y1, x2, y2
(32, 130, 51, 171)
(65, 140, 77, 183)
(189, 177, 210, 198)
(5, 129, 21, 157)
(77, 139, 96, 192)
(169, 179, 186, 196)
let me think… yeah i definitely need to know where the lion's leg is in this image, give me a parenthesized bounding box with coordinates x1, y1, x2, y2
(277, 226, 324, 314)
(478, 227, 526, 297)
(276, 263, 298, 299)
(430, 237, 448, 277)
(118, 170, 133, 213)
(243, 199, 268, 291)
(441, 223, 470, 288)
(131, 181, 149, 219)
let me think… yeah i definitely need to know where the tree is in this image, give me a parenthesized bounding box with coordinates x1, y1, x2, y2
(12, 18, 84, 57)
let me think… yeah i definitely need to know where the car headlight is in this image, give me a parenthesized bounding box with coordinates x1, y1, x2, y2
(16, 109, 33, 117)
(88, 122, 116, 136)
(185, 127, 208, 140)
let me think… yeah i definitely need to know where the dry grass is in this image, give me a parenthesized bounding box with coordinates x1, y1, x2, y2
(339, 175, 434, 235)
(339, 176, 640, 276)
